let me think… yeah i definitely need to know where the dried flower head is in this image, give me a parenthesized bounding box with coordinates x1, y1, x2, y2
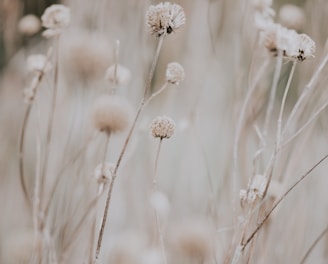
(41, 4, 70, 37)
(166, 62, 185, 84)
(150, 115, 175, 139)
(262, 23, 315, 62)
(170, 219, 215, 260)
(105, 64, 131, 86)
(18, 14, 41, 36)
(252, 0, 275, 30)
(27, 54, 52, 73)
(94, 162, 115, 184)
(92, 95, 132, 134)
(279, 4, 305, 31)
(146, 2, 186, 37)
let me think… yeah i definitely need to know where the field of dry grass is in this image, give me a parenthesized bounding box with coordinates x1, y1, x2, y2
(1, 0, 328, 263)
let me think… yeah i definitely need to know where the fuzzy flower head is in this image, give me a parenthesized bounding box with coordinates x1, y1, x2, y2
(94, 162, 115, 184)
(105, 64, 131, 86)
(18, 15, 41, 36)
(150, 115, 175, 139)
(262, 23, 315, 62)
(92, 95, 132, 134)
(41, 4, 70, 37)
(166, 62, 185, 85)
(146, 2, 186, 37)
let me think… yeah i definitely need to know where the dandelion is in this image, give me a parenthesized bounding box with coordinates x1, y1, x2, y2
(146, 2, 186, 37)
(105, 64, 131, 86)
(92, 95, 132, 134)
(150, 116, 175, 139)
(165, 62, 185, 84)
(18, 14, 41, 36)
(41, 4, 70, 38)
(279, 4, 305, 31)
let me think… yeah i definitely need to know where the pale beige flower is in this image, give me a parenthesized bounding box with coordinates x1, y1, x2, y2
(150, 116, 175, 139)
(105, 64, 131, 86)
(18, 14, 41, 36)
(262, 23, 315, 62)
(27, 54, 52, 73)
(146, 2, 186, 37)
(166, 62, 185, 84)
(92, 95, 132, 134)
(41, 4, 70, 37)
(94, 162, 115, 184)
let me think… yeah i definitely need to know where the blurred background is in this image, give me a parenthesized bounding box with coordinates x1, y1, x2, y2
(1, 0, 328, 263)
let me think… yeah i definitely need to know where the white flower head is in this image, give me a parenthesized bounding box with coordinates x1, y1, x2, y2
(262, 23, 315, 62)
(150, 116, 175, 139)
(94, 162, 115, 184)
(166, 62, 185, 84)
(18, 14, 41, 36)
(146, 2, 186, 37)
(41, 4, 70, 37)
(105, 64, 131, 86)
(27, 54, 52, 73)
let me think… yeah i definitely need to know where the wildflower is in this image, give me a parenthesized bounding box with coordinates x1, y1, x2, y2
(105, 64, 131, 86)
(262, 23, 315, 62)
(18, 14, 41, 36)
(166, 62, 185, 84)
(41, 4, 70, 37)
(279, 4, 305, 31)
(170, 219, 215, 260)
(252, 0, 275, 30)
(92, 95, 132, 134)
(146, 2, 186, 37)
(150, 116, 175, 139)
(27, 54, 52, 73)
(94, 162, 115, 184)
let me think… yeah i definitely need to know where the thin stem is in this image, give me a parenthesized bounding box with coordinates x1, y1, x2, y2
(94, 35, 165, 263)
(283, 52, 328, 135)
(232, 59, 269, 211)
(144, 82, 169, 106)
(44, 131, 98, 218)
(152, 139, 167, 264)
(144, 36, 165, 98)
(19, 104, 33, 206)
(276, 61, 297, 148)
(241, 153, 328, 251)
(263, 53, 283, 138)
(40, 36, 60, 210)
(300, 225, 328, 264)
(282, 99, 328, 148)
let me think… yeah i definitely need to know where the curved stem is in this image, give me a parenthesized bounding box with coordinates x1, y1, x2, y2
(19, 104, 33, 207)
(283, 52, 328, 136)
(241, 153, 328, 251)
(276, 61, 297, 148)
(144, 82, 169, 106)
(40, 36, 60, 210)
(300, 225, 328, 264)
(93, 35, 165, 263)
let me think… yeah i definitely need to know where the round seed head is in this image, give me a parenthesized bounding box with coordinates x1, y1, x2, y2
(146, 2, 186, 37)
(150, 115, 175, 139)
(279, 4, 305, 31)
(18, 14, 41, 36)
(166, 62, 185, 84)
(105, 64, 131, 86)
(92, 95, 132, 134)
(94, 162, 115, 184)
